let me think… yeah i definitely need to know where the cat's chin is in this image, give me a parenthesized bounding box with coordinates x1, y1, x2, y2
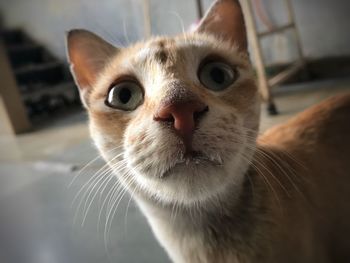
(161, 151, 223, 178)
(131, 153, 250, 207)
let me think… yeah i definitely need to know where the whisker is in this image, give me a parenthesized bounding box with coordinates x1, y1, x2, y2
(72, 152, 125, 224)
(122, 18, 131, 46)
(169, 11, 186, 35)
(258, 148, 307, 200)
(248, 147, 292, 198)
(124, 185, 138, 234)
(104, 172, 136, 248)
(81, 170, 117, 226)
(72, 152, 123, 211)
(239, 151, 283, 213)
(230, 127, 304, 200)
(98, 179, 122, 231)
(68, 146, 121, 188)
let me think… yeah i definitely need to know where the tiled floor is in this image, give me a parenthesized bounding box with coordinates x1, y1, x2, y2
(0, 78, 349, 263)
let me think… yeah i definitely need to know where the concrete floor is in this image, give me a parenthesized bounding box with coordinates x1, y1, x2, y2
(0, 78, 349, 263)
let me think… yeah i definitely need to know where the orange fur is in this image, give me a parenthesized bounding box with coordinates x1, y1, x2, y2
(252, 94, 350, 262)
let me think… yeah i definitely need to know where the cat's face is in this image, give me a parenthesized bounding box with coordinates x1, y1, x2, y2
(67, 0, 260, 206)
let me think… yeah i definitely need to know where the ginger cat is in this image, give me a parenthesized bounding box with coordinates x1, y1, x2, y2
(66, 0, 350, 262)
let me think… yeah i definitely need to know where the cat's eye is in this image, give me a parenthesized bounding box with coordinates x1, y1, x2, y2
(106, 81, 143, 111)
(198, 61, 237, 91)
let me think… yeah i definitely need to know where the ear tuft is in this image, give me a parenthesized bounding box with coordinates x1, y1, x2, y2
(196, 0, 247, 52)
(66, 29, 117, 106)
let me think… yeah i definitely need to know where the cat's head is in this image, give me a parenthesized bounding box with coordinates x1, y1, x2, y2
(66, 0, 260, 206)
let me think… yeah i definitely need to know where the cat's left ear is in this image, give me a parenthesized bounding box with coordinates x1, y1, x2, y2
(196, 0, 247, 52)
(66, 29, 117, 107)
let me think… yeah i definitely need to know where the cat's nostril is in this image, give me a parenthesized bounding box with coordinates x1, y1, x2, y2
(153, 111, 175, 123)
(193, 106, 209, 121)
(163, 115, 175, 123)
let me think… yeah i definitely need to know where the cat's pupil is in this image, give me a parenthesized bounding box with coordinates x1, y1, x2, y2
(119, 87, 132, 104)
(210, 67, 225, 84)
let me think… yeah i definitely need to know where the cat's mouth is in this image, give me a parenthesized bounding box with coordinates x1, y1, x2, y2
(162, 151, 223, 178)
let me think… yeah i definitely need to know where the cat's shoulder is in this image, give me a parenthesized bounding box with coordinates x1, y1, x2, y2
(259, 92, 350, 147)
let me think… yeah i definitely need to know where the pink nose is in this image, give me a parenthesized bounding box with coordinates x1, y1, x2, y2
(154, 100, 208, 149)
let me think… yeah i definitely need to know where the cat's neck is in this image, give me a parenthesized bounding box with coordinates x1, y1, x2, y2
(134, 146, 284, 263)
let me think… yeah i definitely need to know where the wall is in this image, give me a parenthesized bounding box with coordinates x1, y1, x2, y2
(1, 0, 350, 65)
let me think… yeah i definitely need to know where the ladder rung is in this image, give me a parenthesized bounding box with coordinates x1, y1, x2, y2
(258, 23, 295, 38)
(268, 60, 304, 87)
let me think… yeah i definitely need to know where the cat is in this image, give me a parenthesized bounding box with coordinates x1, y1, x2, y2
(66, 0, 350, 262)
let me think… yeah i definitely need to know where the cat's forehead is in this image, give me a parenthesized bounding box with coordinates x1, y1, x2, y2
(135, 38, 175, 63)
(126, 34, 238, 66)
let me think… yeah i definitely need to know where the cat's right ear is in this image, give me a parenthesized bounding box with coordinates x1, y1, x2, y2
(66, 29, 117, 107)
(195, 0, 247, 52)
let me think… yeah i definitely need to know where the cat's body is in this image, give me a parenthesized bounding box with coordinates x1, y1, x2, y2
(257, 94, 350, 263)
(66, 0, 350, 262)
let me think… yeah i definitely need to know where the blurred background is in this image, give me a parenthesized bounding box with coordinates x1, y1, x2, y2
(0, 0, 349, 262)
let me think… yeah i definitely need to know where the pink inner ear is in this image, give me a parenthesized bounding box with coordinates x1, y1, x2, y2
(195, 0, 247, 51)
(68, 47, 95, 89)
(66, 29, 117, 90)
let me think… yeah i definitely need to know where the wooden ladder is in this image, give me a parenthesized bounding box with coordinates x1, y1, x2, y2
(242, 0, 306, 115)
